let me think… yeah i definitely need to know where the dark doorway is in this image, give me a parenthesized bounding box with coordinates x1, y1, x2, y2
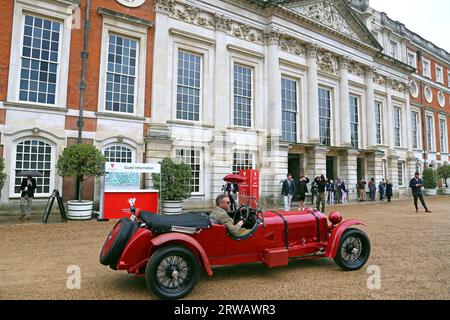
(288, 154, 301, 180)
(326, 156, 336, 180)
(357, 158, 365, 182)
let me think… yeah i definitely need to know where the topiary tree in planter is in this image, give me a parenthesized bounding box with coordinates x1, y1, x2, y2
(437, 163, 450, 193)
(57, 144, 106, 220)
(422, 168, 437, 196)
(152, 158, 192, 215)
(0, 158, 6, 195)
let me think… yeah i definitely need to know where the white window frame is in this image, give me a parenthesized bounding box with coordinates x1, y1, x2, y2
(175, 50, 203, 122)
(439, 117, 448, 154)
(103, 144, 136, 163)
(424, 85, 433, 103)
(349, 95, 360, 149)
(422, 57, 431, 78)
(318, 86, 333, 147)
(397, 161, 405, 187)
(393, 106, 402, 148)
(174, 147, 203, 196)
(281, 76, 300, 143)
(435, 65, 444, 84)
(411, 110, 421, 150)
(232, 63, 254, 128)
(7, 0, 74, 108)
(425, 112, 436, 152)
(407, 50, 417, 68)
(232, 151, 255, 174)
(447, 71, 450, 88)
(438, 91, 445, 108)
(10, 138, 56, 198)
(390, 41, 398, 60)
(375, 101, 383, 145)
(98, 14, 148, 117)
(410, 81, 419, 99)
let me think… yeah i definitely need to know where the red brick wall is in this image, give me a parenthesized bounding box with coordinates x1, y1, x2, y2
(0, 108, 5, 125)
(65, 115, 97, 132)
(66, 0, 155, 118)
(0, 0, 14, 101)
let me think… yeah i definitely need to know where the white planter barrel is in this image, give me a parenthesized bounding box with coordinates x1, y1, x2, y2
(425, 189, 437, 196)
(162, 201, 183, 215)
(67, 200, 93, 220)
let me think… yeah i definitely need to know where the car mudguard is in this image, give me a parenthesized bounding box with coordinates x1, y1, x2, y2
(325, 220, 367, 258)
(150, 233, 213, 276)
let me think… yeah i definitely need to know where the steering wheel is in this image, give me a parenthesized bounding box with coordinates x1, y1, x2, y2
(234, 204, 250, 223)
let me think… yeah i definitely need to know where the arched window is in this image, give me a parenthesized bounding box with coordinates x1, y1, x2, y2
(103, 145, 135, 163)
(14, 139, 53, 196)
(415, 161, 422, 174)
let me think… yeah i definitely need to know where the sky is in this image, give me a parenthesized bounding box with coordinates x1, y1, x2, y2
(370, 0, 450, 53)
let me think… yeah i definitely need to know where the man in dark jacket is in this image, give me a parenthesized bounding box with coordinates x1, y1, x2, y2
(297, 176, 310, 210)
(20, 175, 37, 221)
(281, 174, 296, 211)
(314, 175, 328, 212)
(409, 172, 432, 213)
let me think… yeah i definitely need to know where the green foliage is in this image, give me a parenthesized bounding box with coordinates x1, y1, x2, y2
(0, 158, 6, 192)
(57, 144, 106, 200)
(422, 168, 437, 189)
(437, 164, 450, 188)
(152, 158, 192, 201)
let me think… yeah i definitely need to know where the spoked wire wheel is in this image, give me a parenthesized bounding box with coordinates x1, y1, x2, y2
(334, 228, 370, 271)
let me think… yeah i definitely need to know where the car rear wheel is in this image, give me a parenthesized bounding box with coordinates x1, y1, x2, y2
(333, 228, 370, 271)
(145, 245, 200, 300)
(99, 218, 133, 268)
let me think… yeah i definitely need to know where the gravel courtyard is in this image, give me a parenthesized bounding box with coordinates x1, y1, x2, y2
(0, 196, 449, 300)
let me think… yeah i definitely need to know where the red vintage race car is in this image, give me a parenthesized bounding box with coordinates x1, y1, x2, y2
(99, 197, 370, 299)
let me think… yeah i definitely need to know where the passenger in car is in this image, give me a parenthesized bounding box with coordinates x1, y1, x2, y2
(210, 194, 251, 237)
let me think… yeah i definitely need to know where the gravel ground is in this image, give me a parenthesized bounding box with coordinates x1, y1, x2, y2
(0, 196, 449, 300)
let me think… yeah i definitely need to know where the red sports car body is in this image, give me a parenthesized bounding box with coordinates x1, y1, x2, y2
(100, 199, 370, 299)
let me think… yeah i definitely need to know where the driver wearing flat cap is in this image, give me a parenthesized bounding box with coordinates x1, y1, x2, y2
(210, 194, 251, 237)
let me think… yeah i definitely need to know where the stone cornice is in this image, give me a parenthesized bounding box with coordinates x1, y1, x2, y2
(97, 8, 154, 27)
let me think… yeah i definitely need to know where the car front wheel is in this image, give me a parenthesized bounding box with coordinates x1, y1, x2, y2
(145, 245, 200, 299)
(333, 228, 370, 271)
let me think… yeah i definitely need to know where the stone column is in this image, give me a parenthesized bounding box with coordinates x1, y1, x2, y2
(339, 149, 359, 201)
(387, 153, 400, 196)
(367, 150, 385, 183)
(338, 56, 352, 148)
(264, 27, 282, 137)
(405, 90, 413, 152)
(259, 27, 288, 204)
(306, 146, 329, 179)
(306, 43, 320, 144)
(365, 66, 377, 149)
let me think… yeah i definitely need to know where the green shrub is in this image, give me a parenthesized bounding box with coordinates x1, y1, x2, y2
(0, 158, 6, 192)
(152, 158, 192, 201)
(57, 144, 106, 201)
(437, 164, 450, 188)
(422, 168, 437, 189)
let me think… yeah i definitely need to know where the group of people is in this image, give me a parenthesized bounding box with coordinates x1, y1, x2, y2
(282, 174, 351, 212)
(357, 178, 393, 202)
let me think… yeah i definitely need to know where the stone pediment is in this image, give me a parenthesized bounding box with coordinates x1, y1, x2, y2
(280, 0, 381, 49)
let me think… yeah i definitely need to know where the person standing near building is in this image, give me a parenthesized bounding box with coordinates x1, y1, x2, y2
(223, 181, 239, 213)
(340, 180, 348, 204)
(385, 179, 393, 202)
(281, 173, 296, 211)
(297, 176, 310, 210)
(409, 172, 432, 213)
(315, 175, 328, 212)
(335, 178, 342, 204)
(357, 179, 367, 202)
(327, 179, 335, 205)
(379, 179, 386, 201)
(368, 178, 376, 201)
(310, 177, 318, 205)
(20, 175, 36, 221)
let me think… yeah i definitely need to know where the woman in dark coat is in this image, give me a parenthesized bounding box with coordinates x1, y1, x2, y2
(385, 179, 393, 202)
(297, 176, 310, 210)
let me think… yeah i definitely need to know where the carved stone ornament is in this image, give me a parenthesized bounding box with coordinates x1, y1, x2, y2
(374, 73, 387, 86)
(306, 43, 320, 58)
(292, 2, 358, 38)
(155, 0, 175, 14)
(279, 35, 305, 56)
(263, 27, 282, 44)
(348, 62, 365, 77)
(317, 50, 337, 75)
(214, 13, 232, 32)
(338, 55, 352, 70)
